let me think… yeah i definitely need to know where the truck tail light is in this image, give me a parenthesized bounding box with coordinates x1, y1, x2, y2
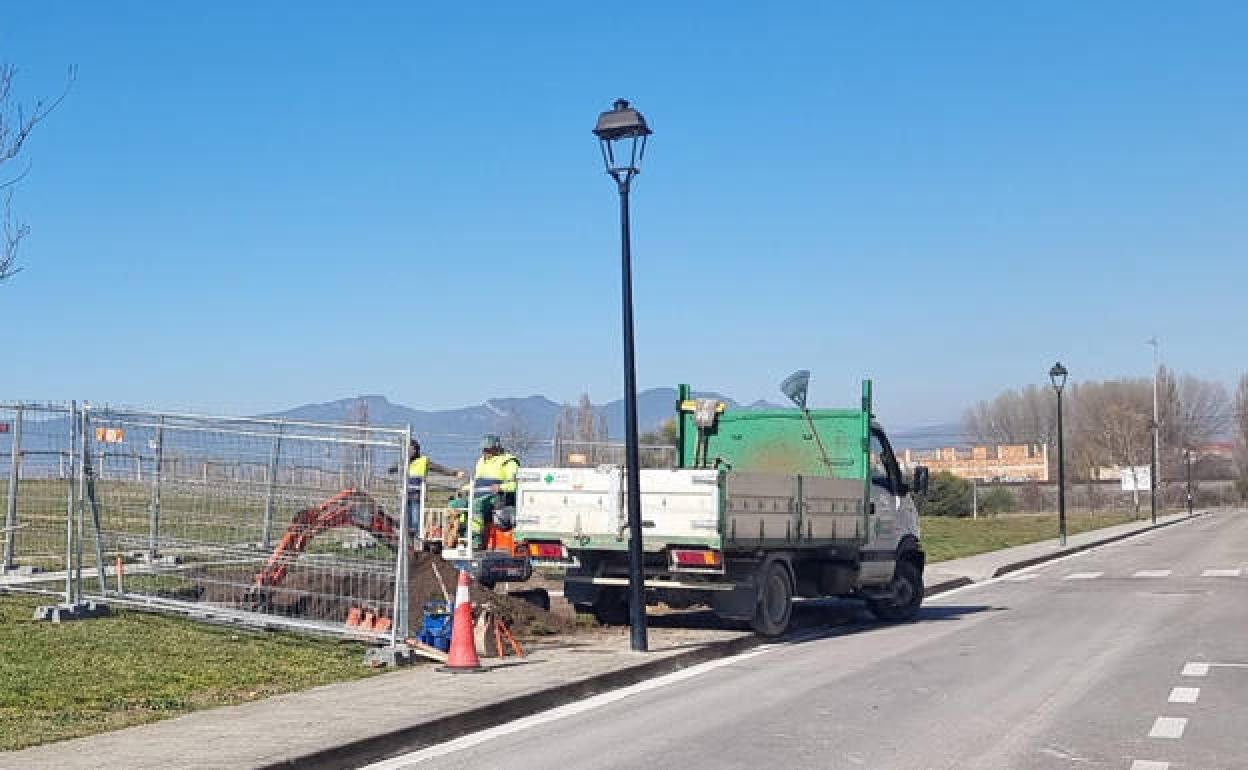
(670, 548, 721, 568)
(527, 542, 568, 560)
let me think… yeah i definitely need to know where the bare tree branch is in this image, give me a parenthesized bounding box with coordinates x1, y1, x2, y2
(0, 189, 29, 281)
(0, 62, 76, 284)
(499, 414, 541, 464)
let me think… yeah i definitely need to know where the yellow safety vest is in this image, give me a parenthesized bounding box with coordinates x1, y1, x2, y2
(407, 456, 429, 499)
(473, 453, 518, 494)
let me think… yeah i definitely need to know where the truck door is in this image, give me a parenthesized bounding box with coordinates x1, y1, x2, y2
(862, 428, 903, 583)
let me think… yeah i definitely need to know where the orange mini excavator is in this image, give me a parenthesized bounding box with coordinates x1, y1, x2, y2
(251, 489, 402, 593)
(250, 488, 532, 602)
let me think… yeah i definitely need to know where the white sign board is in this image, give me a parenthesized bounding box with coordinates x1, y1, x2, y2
(1120, 465, 1151, 492)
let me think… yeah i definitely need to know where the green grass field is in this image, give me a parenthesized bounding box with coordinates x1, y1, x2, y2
(920, 511, 1138, 563)
(0, 594, 380, 752)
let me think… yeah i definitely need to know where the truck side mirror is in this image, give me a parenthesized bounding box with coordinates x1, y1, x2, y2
(912, 466, 930, 496)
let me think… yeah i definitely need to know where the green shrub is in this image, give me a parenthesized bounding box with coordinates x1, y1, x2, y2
(978, 487, 1016, 516)
(915, 472, 973, 517)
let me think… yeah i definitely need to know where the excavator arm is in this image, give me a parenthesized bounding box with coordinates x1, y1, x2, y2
(252, 488, 405, 589)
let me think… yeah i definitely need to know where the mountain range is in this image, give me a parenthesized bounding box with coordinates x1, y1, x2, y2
(266, 388, 773, 469)
(265, 390, 963, 470)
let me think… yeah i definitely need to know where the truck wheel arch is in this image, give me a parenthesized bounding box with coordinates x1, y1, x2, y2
(897, 535, 925, 574)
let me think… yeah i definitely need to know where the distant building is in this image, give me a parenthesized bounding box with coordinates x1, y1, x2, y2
(896, 444, 1049, 482)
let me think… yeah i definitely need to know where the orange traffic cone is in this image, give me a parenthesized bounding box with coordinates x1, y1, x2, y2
(441, 569, 483, 672)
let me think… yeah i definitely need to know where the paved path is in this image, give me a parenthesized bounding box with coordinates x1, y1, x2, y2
(371, 509, 1247, 770)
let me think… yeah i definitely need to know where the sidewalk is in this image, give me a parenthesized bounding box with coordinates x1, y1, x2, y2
(0, 510, 1210, 770)
(924, 510, 1201, 588)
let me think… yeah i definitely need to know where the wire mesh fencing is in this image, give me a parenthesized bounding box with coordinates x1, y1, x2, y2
(1, 404, 419, 640)
(0, 403, 77, 597)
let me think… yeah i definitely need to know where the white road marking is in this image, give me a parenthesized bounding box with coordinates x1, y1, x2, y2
(1148, 717, 1187, 739)
(1201, 568, 1242, 577)
(1182, 662, 1209, 677)
(1168, 687, 1200, 703)
(928, 528, 1179, 601)
(359, 629, 833, 768)
(1130, 761, 1170, 770)
(1001, 573, 1038, 582)
(1132, 570, 1172, 578)
(1063, 572, 1104, 580)
(1205, 662, 1248, 669)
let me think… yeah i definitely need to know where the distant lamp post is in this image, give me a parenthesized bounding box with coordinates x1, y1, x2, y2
(1146, 337, 1161, 525)
(594, 98, 652, 653)
(1184, 447, 1194, 517)
(1049, 362, 1069, 547)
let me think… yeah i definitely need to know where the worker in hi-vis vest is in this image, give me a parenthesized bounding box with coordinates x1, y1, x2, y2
(392, 440, 456, 533)
(455, 434, 519, 549)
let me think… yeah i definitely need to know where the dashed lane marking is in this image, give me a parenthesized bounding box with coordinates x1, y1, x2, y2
(1168, 687, 1200, 704)
(1001, 573, 1038, 582)
(1130, 761, 1170, 770)
(1063, 572, 1104, 580)
(1132, 570, 1172, 578)
(1201, 568, 1242, 577)
(1148, 717, 1187, 739)
(1182, 663, 1209, 677)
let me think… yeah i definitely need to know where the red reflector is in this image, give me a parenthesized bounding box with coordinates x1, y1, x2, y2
(671, 549, 721, 567)
(528, 542, 566, 559)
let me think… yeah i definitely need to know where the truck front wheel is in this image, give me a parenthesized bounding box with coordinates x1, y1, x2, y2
(866, 560, 923, 622)
(750, 559, 794, 637)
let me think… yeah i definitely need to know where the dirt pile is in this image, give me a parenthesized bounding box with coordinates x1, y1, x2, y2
(405, 551, 575, 637)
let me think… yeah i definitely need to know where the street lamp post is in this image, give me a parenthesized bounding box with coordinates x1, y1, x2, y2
(1147, 337, 1160, 525)
(1185, 448, 1194, 517)
(1050, 362, 1069, 547)
(594, 98, 652, 653)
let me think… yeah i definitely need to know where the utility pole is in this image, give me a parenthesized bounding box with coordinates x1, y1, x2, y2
(1147, 337, 1160, 525)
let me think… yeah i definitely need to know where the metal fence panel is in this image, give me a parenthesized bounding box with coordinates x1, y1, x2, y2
(79, 408, 411, 639)
(0, 403, 76, 597)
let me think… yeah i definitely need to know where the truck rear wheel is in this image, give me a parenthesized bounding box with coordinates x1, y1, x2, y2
(866, 560, 923, 622)
(750, 559, 794, 637)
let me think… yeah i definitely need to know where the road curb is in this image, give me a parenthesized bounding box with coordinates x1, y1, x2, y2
(261, 633, 765, 770)
(989, 512, 1206, 579)
(924, 576, 973, 596)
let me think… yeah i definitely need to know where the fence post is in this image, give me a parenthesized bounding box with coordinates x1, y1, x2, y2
(65, 402, 78, 605)
(391, 426, 413, 644)
(148, 416, 164, 559)
(4, 406, 22, 571)
(261, 422, 283, 549)
(78, 407, 107, 596)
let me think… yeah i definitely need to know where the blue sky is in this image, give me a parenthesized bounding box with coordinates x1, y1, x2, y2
(2, 2, 1245, 427)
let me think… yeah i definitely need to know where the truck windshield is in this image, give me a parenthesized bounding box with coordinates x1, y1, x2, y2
(870, 432, 890, 486)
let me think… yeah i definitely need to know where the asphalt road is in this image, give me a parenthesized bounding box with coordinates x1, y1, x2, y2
(369, 510, 1247, 770)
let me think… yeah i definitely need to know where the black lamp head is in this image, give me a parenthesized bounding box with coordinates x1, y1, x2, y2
(1049, 362, 1069, 393)
(594, 98, 652, 177)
